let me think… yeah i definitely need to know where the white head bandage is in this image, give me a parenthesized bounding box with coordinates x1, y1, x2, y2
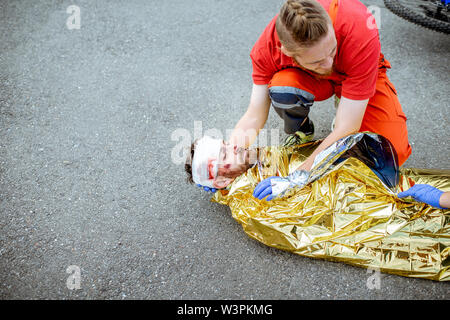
(192, 136, 222, 188)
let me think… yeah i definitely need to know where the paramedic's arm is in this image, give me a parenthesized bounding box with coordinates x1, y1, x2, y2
(229, 84, 271, 148)
(296, 97, 369, 171)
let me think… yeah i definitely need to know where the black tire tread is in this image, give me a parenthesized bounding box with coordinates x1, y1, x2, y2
(384, 0, 450, 34)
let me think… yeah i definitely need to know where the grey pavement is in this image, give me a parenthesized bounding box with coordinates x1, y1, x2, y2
(0, 0, 449, 299)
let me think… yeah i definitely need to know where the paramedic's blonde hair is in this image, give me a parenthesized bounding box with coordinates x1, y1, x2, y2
(276, 0, 331, 52)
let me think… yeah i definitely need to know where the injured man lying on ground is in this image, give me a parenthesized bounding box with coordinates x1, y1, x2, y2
(185, 132, 450, 281)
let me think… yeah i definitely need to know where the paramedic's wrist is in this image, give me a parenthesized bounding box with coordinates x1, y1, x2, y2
(439, 192, 450, 209)
(297, 157, 314, 172)
(287, 170, 310, 187)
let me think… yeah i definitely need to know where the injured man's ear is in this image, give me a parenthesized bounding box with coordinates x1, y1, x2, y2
(187, 135, 258, 189)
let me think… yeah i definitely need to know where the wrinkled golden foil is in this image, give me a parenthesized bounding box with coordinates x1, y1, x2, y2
(212, 142, 450, 281)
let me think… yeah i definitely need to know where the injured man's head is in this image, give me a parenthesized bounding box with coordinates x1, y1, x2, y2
(185, 136, 258, 189)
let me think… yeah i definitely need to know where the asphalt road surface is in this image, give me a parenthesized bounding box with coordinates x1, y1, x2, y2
(1, 0, 449, 299)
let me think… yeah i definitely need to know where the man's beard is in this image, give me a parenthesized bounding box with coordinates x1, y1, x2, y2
(293, 57, 334, 78)
(239, 147, 260, 167)
(222, 148, 258, 179)
(222, 162, 253, 180)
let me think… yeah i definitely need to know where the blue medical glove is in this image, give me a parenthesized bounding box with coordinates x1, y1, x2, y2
(253, 171, 311, 201)
(253, 176, 285, 201)
(197, 184, 217, 193)
(398, 184, 444, 209)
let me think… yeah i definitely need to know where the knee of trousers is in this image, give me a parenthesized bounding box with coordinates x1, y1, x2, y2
(268, 86, 314, 121)
(268, 86, 315, 134)
(268, 86, 315, 110)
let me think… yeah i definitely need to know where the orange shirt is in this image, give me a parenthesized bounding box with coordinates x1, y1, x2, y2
(250, 0, 381, 100)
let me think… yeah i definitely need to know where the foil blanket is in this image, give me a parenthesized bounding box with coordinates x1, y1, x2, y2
(212, 134, 450, 281)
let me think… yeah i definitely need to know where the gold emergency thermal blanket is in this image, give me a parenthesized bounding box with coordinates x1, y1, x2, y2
(212, 140, 450, 281)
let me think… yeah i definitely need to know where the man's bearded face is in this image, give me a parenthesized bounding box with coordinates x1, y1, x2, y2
(216, 141, 252, 180)
(282, 24, 337, 77)
(191, 136, 253, 190)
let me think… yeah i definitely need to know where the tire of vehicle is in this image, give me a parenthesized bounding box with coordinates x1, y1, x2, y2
(384, 0, 450, 34)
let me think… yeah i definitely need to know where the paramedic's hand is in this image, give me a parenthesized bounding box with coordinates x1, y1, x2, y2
(398, 184, 444, 209)
(197, 184, 217, 193)
(253, 176, 283, 201)
(296, 157, 314, 172)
